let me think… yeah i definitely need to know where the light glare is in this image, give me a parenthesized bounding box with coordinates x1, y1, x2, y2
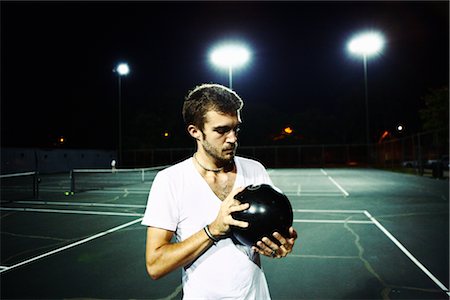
(116, 63, 130, 75)
(210, 44, 250, 69)
(348, 32, 384, 56)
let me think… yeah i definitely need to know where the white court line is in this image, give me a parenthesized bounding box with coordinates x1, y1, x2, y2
(286, 193, 343, 197)
(0, 217, 143, 274)
(293, 208, 449, 295)
(320, 168, 350, 197)
(12, 200, 146, 209)
(0, 207, 144, 217)
(363, 211, 450, 296)
(327, 176, 349, 197)
(85, 189, 150, 194)
(294, 209, 367, 214)
(294, 219, 373, 224)
(289, 254, 358, 259)
(36, 189, 150, 194)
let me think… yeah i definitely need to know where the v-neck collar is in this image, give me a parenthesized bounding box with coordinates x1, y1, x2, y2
(190, 156, 242, 202)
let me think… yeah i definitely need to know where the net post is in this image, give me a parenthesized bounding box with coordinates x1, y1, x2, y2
(33, 171, 40, 200)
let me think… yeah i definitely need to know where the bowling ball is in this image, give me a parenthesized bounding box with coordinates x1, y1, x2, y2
(231, 184, 293, 247)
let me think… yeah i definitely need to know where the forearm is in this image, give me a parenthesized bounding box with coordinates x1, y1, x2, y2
(146, 227, 214, 280)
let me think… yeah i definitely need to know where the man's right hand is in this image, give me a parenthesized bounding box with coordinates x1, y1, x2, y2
(208, 186, 249, 238)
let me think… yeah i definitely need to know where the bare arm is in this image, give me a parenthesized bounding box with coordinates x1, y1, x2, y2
(145, 186, 249, 280)
(145, 226, 214, 279)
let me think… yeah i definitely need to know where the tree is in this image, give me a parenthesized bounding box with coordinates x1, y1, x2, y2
(419, 86, 449, 155)
(419, 86, 449, 131)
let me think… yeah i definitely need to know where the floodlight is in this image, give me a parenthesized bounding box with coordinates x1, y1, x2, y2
(348, 32, 384, 56)
(116, 63, 130, 76)
(347, 30, 385, 162)
(209, 43, 251, 89)
(114, 62, 131, 166)
(210, 44, 250, 69)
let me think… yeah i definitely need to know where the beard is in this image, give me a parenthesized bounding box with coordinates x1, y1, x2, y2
(201, 139, 237, 167)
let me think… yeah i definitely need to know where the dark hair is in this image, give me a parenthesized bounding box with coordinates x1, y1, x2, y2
(182, 83, 244, 130)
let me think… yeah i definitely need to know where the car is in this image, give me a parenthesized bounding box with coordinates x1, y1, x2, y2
(401, 160, 424, 168)
(426, 155, 449, 169)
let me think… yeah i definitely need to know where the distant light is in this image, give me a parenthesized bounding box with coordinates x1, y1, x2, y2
(378, 130, 390, 143)
(59, 137, 65, 144)
(116, 63, 130, 76)
(283, 127, 293, 134)
(348, 31, 384, 56)
(163, 132, 169, 137)
(210, 44, 250, 69)
(397, 125, 404, 131)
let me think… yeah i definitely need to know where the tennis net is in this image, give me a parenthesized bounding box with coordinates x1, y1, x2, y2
(0, 171, 39, 201)
(70, 166, 169, 192)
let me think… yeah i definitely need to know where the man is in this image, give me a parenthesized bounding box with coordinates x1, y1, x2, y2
(142, 83, 297, 299)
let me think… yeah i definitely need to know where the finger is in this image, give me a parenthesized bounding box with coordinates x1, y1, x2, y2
(229, 202, 249, 213)
(227, 217, 249, 228)
(260, 237, 282, 258)
(252, 245, 270, 257)
(272, 232, 287, 246)
(230, 186, 245, 198)
(224, 186, 245, 204)
(272, 232, 294, 253)
(255, 240, 275, 256)
(289, 227, 298, 240)
(261, 237, 278, 250)
(265, 234, 294, 257)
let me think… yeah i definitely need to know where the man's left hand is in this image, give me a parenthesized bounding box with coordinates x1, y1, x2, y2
(252, 227, 298, 258)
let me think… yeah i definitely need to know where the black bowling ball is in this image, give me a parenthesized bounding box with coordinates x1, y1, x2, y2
(231, 184, 293, 247)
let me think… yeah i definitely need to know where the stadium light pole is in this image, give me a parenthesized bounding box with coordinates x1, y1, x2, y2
(210, 43, 250, 89)
(347, 31, 384, 162)
(114, 62, 130, 167)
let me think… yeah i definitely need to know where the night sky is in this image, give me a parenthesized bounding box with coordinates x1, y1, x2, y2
(2, 1, 449, 150)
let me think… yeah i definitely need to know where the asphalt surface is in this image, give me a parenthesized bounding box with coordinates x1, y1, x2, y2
(1, 167, 448, 299)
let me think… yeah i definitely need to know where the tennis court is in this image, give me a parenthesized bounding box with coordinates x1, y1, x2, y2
(1, 167, 448, 299)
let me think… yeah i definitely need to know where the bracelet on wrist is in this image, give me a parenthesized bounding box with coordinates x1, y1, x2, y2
(204, 225, 220, 243)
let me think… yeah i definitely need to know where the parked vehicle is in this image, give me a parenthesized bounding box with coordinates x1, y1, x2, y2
(401, 160, 425, 168)
(426, 155, 449, 169)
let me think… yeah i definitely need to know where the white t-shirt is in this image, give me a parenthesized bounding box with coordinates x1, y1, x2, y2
(142, 156, 274, 300)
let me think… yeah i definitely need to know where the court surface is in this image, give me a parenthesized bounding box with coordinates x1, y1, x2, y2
(1, 167, 449, 299)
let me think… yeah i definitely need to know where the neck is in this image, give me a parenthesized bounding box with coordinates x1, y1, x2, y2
(193, 153, 234, 173)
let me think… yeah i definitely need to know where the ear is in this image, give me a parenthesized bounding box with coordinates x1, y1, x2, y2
(187, 125, 202, 141)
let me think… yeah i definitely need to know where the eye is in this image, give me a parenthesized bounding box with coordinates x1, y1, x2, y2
(214, 125, 242, 135)
(215, 127, 230, 134)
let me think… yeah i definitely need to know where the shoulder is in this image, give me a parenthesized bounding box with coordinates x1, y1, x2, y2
(151, 158, 194, 189)
(235, 156, 273, 187)
(156, 157, 193, 177)
(235, 156, 267, 170)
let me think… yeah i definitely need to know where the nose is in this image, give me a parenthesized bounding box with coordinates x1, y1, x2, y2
(226, 129, 238, 144)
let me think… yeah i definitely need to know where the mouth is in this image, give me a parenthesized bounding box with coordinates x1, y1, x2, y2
(223, 146, 236, 153)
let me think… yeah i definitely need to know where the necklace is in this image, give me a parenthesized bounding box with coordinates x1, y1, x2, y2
(193, 153, 224, 173)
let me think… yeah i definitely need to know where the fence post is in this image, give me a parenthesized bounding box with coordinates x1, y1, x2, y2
(33, 171, 40, 200)
(321, 145, 325, 167)
(417, 133, 424, 176)
(70, 170, 75, 193)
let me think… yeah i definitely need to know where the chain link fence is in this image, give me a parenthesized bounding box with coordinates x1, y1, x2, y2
(123, 128, 449, 175)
